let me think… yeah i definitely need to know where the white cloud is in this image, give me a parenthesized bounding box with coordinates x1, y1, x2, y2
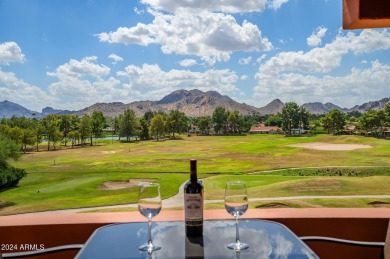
(97, 10, 272, 65)
(279, 39, 287, 45)
(239, 57, 252, 65)
(257, 29, 390, 76)
(256, 54, 267, 63)
(253, 29, 390, 107)
(307, 26, 328, 47)
(0, 69, 58, 110)
(178, 59, 197, 67)
(134, 7, 145, 15)
(268, 0, 289, 10)
(108, 54, 124, 64)
(241, 75, 248, 80)
(48, 76, 121, 98)
(46, 57, 134, 109)
(141, 0, 289, 13)
(47, 56, 110, 79)
(47, 74, 130, 110)
(253, 60, 390, 108)
(141, 0, 269, 13)
(0, 42, 25, 65)
(117, 63, 239, 99)
(96, 25, 157, 46)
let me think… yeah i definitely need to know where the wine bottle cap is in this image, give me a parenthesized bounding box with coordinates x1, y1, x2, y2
(190, 159, 197, 172)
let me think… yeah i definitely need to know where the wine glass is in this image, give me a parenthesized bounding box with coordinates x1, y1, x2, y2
(138, 182, 162, 253)
(224, 181, 249, 251)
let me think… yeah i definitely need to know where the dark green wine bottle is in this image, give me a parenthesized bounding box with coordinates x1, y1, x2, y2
(184, 159, 203, 237)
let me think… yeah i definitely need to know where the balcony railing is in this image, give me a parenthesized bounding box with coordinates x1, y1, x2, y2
(1, 208, 389, 258)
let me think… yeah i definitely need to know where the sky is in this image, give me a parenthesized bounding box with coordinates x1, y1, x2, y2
(0, 0, 390, 112)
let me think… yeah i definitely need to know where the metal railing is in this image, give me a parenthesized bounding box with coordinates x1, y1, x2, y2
(300, 236, 385, 247)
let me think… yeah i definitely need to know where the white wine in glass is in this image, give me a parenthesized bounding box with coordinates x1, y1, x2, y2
(138, 182, 162, 253)
(225, 181, 249, 251)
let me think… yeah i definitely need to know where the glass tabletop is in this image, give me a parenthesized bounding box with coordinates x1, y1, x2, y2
(75, 219, 318, 259)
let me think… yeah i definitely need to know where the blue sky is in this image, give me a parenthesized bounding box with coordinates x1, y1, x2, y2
(0, 0, 390, 112)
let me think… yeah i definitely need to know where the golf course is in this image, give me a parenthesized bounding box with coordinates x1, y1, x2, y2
(1, 134, 390, 215)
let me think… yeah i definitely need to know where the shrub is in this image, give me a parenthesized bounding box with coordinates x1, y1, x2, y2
(0, 134, 27, 190)
(0, 164, 27, 190)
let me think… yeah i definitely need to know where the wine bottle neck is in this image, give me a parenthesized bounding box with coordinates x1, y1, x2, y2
(190, 159, 197, 182)
(190, 171, 197, 182)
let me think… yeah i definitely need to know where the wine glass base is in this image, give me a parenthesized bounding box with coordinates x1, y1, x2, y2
(139, 244, 161, 254)
(227, 242, 249, 252)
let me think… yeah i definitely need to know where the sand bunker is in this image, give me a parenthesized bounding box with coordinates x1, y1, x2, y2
(288, 142, 373, 151)
(101, 151, 117, 154)
(99, 179, 150, 190)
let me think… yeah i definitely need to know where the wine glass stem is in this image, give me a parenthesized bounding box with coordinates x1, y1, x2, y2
(235, 212, 240, 244)
(147, 214, 153, 247)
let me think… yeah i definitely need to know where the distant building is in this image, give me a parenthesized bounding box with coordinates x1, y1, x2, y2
(384, 129, 390, 139)
(290, 128, 309, 136)
(188, 125, 200, 134)
(249, 124, 282, 134)
(188, 124, 215, 135)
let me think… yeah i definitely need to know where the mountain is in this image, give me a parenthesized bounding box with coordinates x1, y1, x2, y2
(347, 98, 390, 113)
(0, 100, 39, 118)
(76, 89, 261, 117)
(2, 91, 390, 118)
(257, 99, 284, 115)
(41, 107, 74, 116)
(151, 89, 259, 117)
(301, 102, 345, 115)
(0, 101, 75, 118)
(75, 102, 129, 118)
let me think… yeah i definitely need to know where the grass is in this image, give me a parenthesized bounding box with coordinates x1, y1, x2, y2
(1, 134, 390, 215)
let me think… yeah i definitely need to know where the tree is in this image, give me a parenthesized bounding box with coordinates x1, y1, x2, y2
(197, 116, 212, 135)
(51, 129, 63, 150)
(166, 110, 188, 138)
(112, 116, 119, 134)
(68, 130, 80, 148)
(212, 107, 228, 134)
(0, 134, 21, 166)
(32, 118, 45, 152)
(0, 134, 26, 189)
(118, 109, 139, 141)
(298, 107, 310, 130)
(321, 109, 346, 134)
(385, 102, 390, 126)
(359, 109, 386, 135)
(376, 110, 386, 135)
(59, 115, 72, 146)
(139, 117, 150, 140)
(68, 115, 81, 146)
(20, 128, 35, 153)
(79, 115, 92, 146)
(91, 111, 106, 145)
(150, 114, 165, 141)
(264, 115, 282, 127)
(143, 111, 156, 126)
(43, 114, 60, 151)
(227, 111, 244, 133)
(347, 110, 363, 120)
(280, 102, 300, 135)
(8, 126, 23, 145)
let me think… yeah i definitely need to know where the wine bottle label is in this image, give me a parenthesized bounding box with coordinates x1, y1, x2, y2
(184, 193, 203, 220)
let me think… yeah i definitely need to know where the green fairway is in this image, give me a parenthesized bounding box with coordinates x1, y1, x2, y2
(1, 134, 390, 215)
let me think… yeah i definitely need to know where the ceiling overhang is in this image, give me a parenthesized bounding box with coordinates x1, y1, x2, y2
(343, 0, 390, 29)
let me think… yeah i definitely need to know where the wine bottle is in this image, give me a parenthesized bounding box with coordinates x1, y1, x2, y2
(184, 159, 203, 236)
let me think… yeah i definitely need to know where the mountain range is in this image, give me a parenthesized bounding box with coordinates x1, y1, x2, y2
(1, 89, 389, 119)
